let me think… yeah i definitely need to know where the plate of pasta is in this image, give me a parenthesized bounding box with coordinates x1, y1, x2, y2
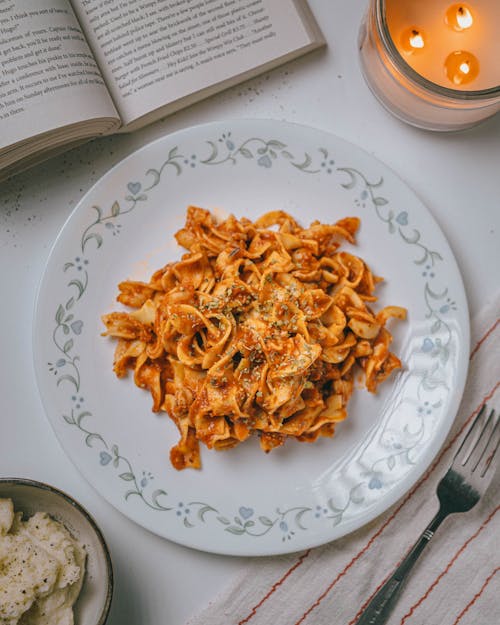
(34, 120, 469, 555)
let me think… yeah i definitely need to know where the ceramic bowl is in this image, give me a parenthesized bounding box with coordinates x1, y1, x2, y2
(0, 478, 113, 625)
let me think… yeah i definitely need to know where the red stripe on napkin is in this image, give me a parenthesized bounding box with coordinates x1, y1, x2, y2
(470, 317, 499, 361)
(450, 567, 499, 625)
(238, 550, 311, 625)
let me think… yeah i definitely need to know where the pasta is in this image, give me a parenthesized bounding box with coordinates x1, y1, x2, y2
(102, 206, 406, 470)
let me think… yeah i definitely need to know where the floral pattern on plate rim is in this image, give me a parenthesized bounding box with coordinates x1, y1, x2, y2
(47, 131, 457, 542)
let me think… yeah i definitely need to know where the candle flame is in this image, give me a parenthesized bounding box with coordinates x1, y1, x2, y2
(409, 31, 424, 49)
(446, 4, 474, 31)
(456, 6, 473, 29)
(400, 27, 426, 54)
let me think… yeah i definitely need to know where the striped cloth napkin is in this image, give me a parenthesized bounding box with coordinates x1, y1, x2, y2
(187, 292, 499, 625)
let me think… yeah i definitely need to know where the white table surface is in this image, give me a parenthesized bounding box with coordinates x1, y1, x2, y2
(1, 1, 499, 623)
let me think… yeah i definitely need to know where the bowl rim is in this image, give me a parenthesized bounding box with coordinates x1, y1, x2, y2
(0, 477, 113, 625)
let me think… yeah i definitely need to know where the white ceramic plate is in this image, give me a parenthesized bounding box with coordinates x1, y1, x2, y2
(33, 120, 469, 556)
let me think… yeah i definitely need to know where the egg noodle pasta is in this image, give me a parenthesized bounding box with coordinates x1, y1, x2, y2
(102, 207, 406, 470)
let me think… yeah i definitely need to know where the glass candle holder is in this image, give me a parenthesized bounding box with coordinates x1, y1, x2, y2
(358, 0, 500, 131)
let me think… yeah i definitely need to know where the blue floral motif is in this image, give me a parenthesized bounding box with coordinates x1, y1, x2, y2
(176, 502, 190, 516)
(175, 503, 195, 527)
(380, 428, 404, 451)
(420, 333, 450, 368)
(239, 506, 254, 520)
(74, 257, 89, 271)
(314, 505, 330, 519)
(280, 521, 295, 541)
(218, 132, 235, 151)
(100, 451, 112, 466)
(104, 222, 122, 236)
(422, 337, 434, 352)
(396, 211, 409, 226)
(368, 476, 383, 490)
(422, 264, 435, 278)
(257, 154, 272, 168)
(48, 358, 66, 373)
(417, 401, 433, 416)
(71, 320, 83, 334)
(71, 395, 84, 409)
(321, 158, 335, 174)
(140, 471, 153, 488)
(127, 181, 142, 195)
(183, 155, 197, 168)
(199, 136, 327, 174)
(91, 438, 171, 511)
(439, 298, 457, 314)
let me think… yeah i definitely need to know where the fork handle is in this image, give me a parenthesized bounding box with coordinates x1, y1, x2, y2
(354, 508, 449, 625)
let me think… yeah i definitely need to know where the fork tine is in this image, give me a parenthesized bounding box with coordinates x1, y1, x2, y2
(465, 408, 496, 470)
(475, 412, 500, 478)
(453, 404, 487, 467)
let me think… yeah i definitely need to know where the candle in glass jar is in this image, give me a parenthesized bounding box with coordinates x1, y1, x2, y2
(358, 0, 500, 130)
(386, 0, 500, 91)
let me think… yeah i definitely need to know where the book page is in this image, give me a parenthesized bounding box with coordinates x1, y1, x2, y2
(71, 0, 319, 126)
(0, 0, 119, 150)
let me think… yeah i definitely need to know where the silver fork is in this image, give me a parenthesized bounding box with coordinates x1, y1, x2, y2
(354, 404, 499, 625)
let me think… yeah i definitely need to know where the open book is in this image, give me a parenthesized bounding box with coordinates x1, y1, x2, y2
(0, 0, 324, 180)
